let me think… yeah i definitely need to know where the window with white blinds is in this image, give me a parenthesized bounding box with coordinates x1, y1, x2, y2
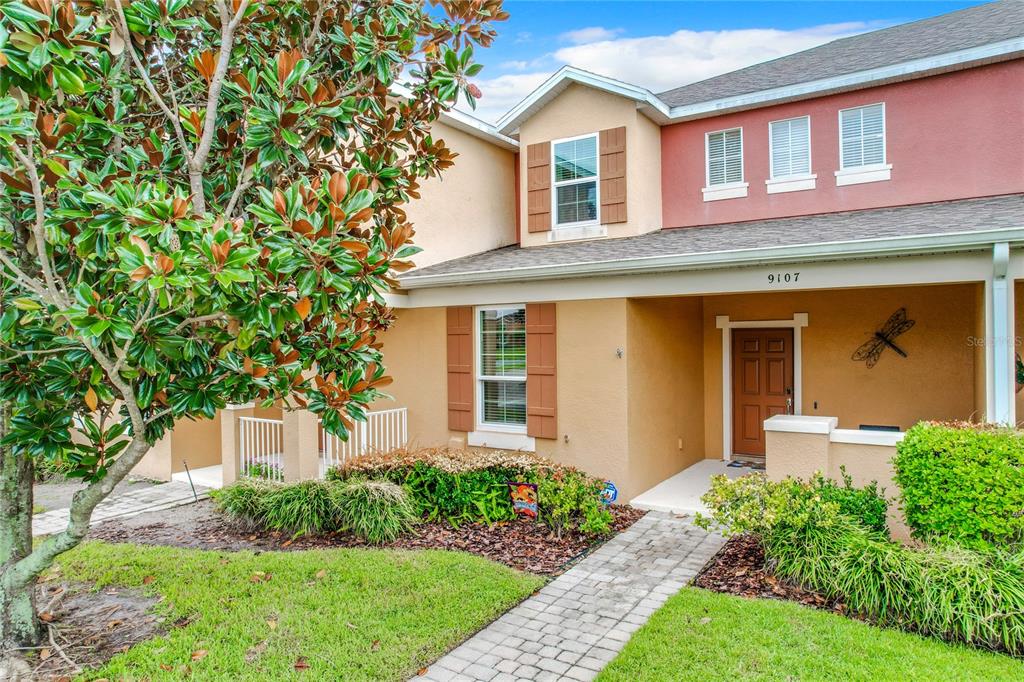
(552, 134, 599, 227)
(478, 307, 526, 429)
(769, 116, 811, 179)
(840, 104, 885, 169)
(706, 128, 743, 186)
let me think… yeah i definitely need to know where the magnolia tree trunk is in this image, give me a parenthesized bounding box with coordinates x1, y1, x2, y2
(0, 403, 39, 651)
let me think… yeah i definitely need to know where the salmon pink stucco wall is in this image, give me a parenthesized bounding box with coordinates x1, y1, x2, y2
(661, 60, 1024, 228)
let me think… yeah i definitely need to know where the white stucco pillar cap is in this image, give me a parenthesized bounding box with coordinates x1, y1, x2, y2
(763, 415, 838, 435)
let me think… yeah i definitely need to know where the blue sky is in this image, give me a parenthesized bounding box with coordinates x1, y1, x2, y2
(467, 1, 985, 122)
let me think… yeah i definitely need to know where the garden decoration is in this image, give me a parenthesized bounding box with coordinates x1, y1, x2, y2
(600, 480, 618, 505)
(508, 482, 538, 519)
(1016, 353, 1024, 393)
(851, 307, 915, 368)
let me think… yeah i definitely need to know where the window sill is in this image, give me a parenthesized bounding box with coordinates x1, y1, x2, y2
(766, 174, 817, 194)
(548, 224, 607, 243)
(702, 182, 748, 202)
(835, 164, 892, 186)
(468, 430, 536, 452)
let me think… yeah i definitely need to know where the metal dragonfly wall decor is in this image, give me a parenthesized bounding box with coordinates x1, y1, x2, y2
(852, 308, 916, 368)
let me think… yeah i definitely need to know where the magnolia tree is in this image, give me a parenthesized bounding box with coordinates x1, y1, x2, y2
(0, 0, 505, 652)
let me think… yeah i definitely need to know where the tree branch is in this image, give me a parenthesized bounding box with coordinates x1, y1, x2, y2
(173, 312, 226, 332)
(7, 143, 64, 306)
(189, 0, 251, 214)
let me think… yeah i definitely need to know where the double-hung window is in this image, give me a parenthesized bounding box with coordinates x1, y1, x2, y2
(703, 128, 747, 200)
(478, 307, 526, 430)
(837, 103, 890, 185)
(767, 116, 814, 193)
(552, 134, 599, 227)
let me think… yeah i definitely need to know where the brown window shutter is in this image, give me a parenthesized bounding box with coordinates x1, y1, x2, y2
(446, 307, 474, 432)
(599, 127, 627, 224)
(526, 303, 557, 439)
(526, 142, 552, 233)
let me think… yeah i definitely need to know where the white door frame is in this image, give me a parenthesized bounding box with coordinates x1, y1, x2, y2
(716, 313, 808, 460)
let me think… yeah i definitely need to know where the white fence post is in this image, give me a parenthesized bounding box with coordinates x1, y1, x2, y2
(318, 408, 408, 477)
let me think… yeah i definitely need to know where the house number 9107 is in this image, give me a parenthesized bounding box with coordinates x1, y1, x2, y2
(768, 272, 800, 284)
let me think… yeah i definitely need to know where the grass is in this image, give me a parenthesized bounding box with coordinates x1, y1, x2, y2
(598, 588, 1024, 682)
(55, 541, 542, 681)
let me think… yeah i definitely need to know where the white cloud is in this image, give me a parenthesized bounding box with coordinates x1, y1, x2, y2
(559, 26, 624, 45)
(553, 23, 873, 93)
(468, 22, 878, 123)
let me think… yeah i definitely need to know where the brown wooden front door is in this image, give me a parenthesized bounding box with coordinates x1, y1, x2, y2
(732, 328, 794, 457)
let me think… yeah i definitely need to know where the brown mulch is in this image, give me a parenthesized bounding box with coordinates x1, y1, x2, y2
(13, 582, 163, 681)
(694, 534, 849, 614)
(88, 499, 646, 575)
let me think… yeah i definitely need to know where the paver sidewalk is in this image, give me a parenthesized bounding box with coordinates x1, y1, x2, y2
(412, 511, 725, 682)
(32, 480, 209, 537)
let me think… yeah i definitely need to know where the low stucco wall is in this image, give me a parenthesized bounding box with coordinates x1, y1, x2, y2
(766, 419, 910, 540)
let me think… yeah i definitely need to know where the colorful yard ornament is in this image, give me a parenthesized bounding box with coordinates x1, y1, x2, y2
(600, 481, 618, 506)
(508, 483, 539, 519)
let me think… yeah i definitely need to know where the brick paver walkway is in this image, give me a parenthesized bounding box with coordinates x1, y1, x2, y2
(32, 480, 209, 536)
(412, 511, 725, 682)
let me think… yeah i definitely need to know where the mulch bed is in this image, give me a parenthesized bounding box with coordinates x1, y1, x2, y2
(694, 534, 848, 614)
(12, 582, 164, 681)
(89, 499, 646, 575)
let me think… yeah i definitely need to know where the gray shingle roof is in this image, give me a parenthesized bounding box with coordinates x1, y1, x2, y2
(658, 1, 1024, 108)
(401, 194, 1024, 284)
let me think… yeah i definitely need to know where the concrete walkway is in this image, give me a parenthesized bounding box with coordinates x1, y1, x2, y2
(412, 511, 726, 682)
(630, 459, 747, 515)
(32, 480, 209, 537)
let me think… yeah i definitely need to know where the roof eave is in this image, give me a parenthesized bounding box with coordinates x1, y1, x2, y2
(398, 226, 1024, 290)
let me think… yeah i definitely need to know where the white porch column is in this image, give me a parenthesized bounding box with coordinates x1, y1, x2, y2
(282, 409, 321, 481)
(986, 242, 1015, 425)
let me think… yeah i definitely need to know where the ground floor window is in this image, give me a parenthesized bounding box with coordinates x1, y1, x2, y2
(478, 306, 526, 429)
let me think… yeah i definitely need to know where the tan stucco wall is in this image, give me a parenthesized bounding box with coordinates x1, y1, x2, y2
(625, 297, 705, 495)
(403, 120, 517, 269)
(703, 283, 981, 458)
(517, 83, 663, 248)
(375, 300, 639, 496)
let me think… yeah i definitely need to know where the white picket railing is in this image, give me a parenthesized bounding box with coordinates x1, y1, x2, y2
(320, 407, 408, 476)
(238, 416, 284, 481)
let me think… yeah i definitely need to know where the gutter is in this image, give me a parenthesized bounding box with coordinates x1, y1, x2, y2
(398, 225, 1024, 289)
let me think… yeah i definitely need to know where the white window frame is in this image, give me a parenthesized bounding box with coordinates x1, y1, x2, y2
(551, 132, 600, 229)
(767, 115, 816, 194)
(835, 102, 892, 186)
(474, 304, 528, 435)
(703, 127, 748, 201)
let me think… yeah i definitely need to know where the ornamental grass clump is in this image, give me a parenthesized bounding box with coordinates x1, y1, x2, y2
(212, 478, 417, 543)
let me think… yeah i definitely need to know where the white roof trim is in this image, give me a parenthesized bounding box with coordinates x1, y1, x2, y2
(494, 38, 1024, 134)
(665, 36, 1024, 122)
(390, 83, 517, 151)
(399, 225, 1024, 289)
(496, 66, 670, 135)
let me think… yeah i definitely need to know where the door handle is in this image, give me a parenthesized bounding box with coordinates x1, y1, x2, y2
(786, 397, 793, 414)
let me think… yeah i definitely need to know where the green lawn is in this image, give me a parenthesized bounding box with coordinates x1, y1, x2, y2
(56, 541, 542, 681)
(598, 588, 1024, 682)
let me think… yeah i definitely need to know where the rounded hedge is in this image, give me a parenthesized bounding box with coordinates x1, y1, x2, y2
(893, 422, 1024, 550)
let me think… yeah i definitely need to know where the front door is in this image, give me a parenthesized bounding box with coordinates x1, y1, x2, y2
(732, 328, 794, 457)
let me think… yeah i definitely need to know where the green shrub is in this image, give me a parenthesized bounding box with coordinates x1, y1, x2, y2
(894, 422, 1024, 549)
(330, 448, 615, 536)
(534, 469, 612, 539)
(697, 471, 888, 537)
(701, 471, 1024, 655)
(211, 478, 417, 543)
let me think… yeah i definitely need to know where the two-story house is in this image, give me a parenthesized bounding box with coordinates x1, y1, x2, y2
(138, 2, 1024, 506)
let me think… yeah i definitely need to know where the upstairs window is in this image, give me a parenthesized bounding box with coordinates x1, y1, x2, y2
(840, 103, 885, 169)
(769, 116, 811, 178)
(552, 134, 598, 227)
(478, 307, 526, 429)
(706, 128, 743, 186)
